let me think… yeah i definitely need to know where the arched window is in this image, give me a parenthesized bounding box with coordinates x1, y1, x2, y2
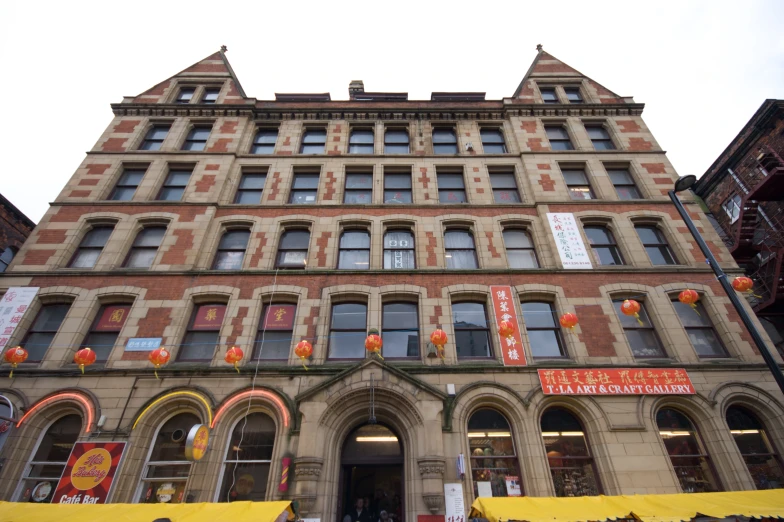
(726, 405, 784, 489)
(584, 225, 624, 265)
(218, 412, 276, 502)
(467, 409, 522, 497)
(656, 408, 721, 492)
(137, 412, 200, 504)
(276, 230, 309, 269)
(18, 414, 81, 503)
(0, 246, 17, 272)
(383, 230, 415, 269)
(68, 226, 114, 268)
(338, 230, 371, 270)
(213, 229, 250, 270)
(502, 229, 539, 268)
(445, 230, 478, 269)
(541, 408, 600, 497)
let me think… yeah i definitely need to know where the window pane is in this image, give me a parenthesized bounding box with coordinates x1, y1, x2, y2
(613, 301, 653, 329)
(565, 88, 582, 102)
(545, 126, 569, 140)
(455, 330, 490, 357)
(551, 141, 574, 151)
(521, 302, 556, 328)
(384, 144, 410, 154)
(453, 303, 487, 328)
(540, 88, 557, 102)
(445, 231, 474, 249)
(562, 170, 588, 184)
(126, 249, 157, 268)
(239, 174, 266, 190)
(235, 190, 263, 204)
(384, 190, 412, 204)
(384, 250, 415, 269)
(586, 127, 610, 139)
(625, 329, 665, 357)
(528, 330, 563, 357)
(213, 251, 244, 270)
(385, 130, 409, 143)
(189, 128, 212, 140)
(148, 127, 170, 140)
(292, 174, 319, 189)
(340, 231, 370, 248)
(608, 169, 633, 185)
(349, 144, 374, 154)
(110, 187, 136, 201)
(219, 230, 250, 250)
(300, 144, 324, 154)
(345, 174, 373, 189)
(290, 190, 317, 204)
(433, 128, 456, 143)
(484, 144, 507, 154)
(446, 250, 476, 269)
(339, 250, 369, 269)
(584, 226, 612, 244)
(119, 170, 145, 186)
(594, 247, 621, 265)
(32, 415, 81, 461)
(344, 191, 372, 205)
(480, 128, 505, 144)
(255, 330, 292, 360)
(434, 144, 458, 154)
(385, 174, 411, 189)
(167, 171, 192, 186)
(503, 230, 533, 249)
(507, 249, 538, 268)
(82, 331, 119, 362)
(251, 144, 274, 154)
(647, 246, 677, 265)
(279, 230, 310, 249)
(302, 129, 326, 143)
(637, 226, 665, 244)
(384, 231, 414, 248)
(439, 190, 466, 203)
(80, 227, 112, 249)
(688, 329, 726, 357)
(181, 141, 205, 151)
(332, 303, 367, 330)
(350, 130, 374, 143)
(490, 173, 517, 189)
(24, 332, 56, 362)
(593, 140, 616, 151)
(383, 303, 418, 329)
(382, 330, 419, 358)
(32, 304, 70, 332)
(255, 129, 278, 144)
(277, 250, 307, 267)
(180, 331, 219, 360)
(328, 330, 366, 358)
(70, 249, 101, 269)
(134, 228, 165, 247)
(158, 187, 184, 201)
(673, 301, 712, 327)
(494, 189, 521, 203)
(616, 186, 642, 200)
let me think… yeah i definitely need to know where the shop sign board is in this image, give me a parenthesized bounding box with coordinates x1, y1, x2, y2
(125, 338, 163, 351)
(490, 286, 526, 366)
(546, 213, 592, 269)
(184, 424, 209, 461)
(539, 368, 695, 395)
(51, 441, 126, 504)
(0, 287, 39, 351)
(444, 482, 465, 522)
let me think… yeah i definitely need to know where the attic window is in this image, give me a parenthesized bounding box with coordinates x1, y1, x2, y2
(176, 87, 195, 104)
(540, 87, 558, 104)
(202, 88, 220, 104)
(564, 87, 583, 103)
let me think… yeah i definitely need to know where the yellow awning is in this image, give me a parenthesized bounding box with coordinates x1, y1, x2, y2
(0, 500, 293, 522)
(469, 490, 784, 522)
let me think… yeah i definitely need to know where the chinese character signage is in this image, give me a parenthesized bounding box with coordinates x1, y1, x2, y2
(51, 442, 126, 504)
(93, 305, 130, 331)
(0, 287, 39, 352)
(192, 304, 226, 330)
(490, 286, 526, 366)
(546, 213, 593, 269)
(125, 338, 163, 352)
(538, 368, 695, 395)
(263, 304, 296, 330)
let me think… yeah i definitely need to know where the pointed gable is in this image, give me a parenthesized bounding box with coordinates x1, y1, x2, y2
(131, 48, 248, 104)
(513, 49, 625, 104)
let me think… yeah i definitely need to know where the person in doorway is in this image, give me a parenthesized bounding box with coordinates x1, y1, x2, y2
(378, 510, 391, 522)
(363, 496, 373, 521)
(348, 497, 370, 522)
(371, 489, 392, 519)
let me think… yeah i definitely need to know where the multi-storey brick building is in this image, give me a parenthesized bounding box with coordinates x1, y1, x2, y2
(1, 47, 783, 518)
(694, 99, 784, 357)
(0, 193, 35, 273)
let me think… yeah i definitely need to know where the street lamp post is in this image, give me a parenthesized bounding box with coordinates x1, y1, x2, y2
(669, 175, 784, 396)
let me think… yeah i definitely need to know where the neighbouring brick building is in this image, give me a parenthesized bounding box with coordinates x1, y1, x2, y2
(1, 47, 783, 518)
(0, 193, 35, 273)
(694, 99, 784, 357)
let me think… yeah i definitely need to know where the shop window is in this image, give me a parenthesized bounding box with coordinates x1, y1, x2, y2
(613, 299, 665, 357)
(726, 405, 784, 489)
(328, 302, 367, 359)
(212, 229, 250, 270)
(445, 229, 478, 269)
(383, 229, 415, 269)
(275, 230, 309, 269)
(383, 171, 412, 204)
(490, 172, 521, 203)
(433, 127, 458, 154)
(289, 173, 319, 204)
(124, 226, 166, 269)
(338, 230, 370, 270)
(110, 168, 146, 201)
(137, 413, 200, 504)
(541, 408, 600, 497)
(344, 172, 373, 204)
(139, 124, 170, 151)
(636, 226, 678, 265)
(437, 172, 467, 203)
(81, 304, 130, 362)
(218, 412, 276, 502)
(17, 414, 81, 503)
(349, 128, 374, 154)
(254, 304, 296, 360)
(234, 172, 266, 204)
(177, 304, 226, 362)
(671, 298, 728, 358)
(562, 169, 595, 200)
(157, 169, 192, 201)
(503, 229, 538, 268)
(300, 128, 326, 154)
(68, 226, 114, 269)
(584, 225, 624, 265)
(480, 128, 507, 154)
(181, 126, 211, 152)
(608, 168, 641, 200)
(382, 302, 419, 358)
(384, 128, 409, 154)
(452, 302, 491, 358)
(522, 302, 566, 358)
(467, 409, 522, 497)
(21, 303, 71, 363)
(251, 129, 278, 155)
(656, 408, 721, 493)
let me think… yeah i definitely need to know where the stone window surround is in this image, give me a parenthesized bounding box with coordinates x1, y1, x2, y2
(197, 217, 256, 270)
(498, 218, 543, 269)
(518, 288, 574, 361)
(165, 80, 227, 105)
(178, 119, 216, 152)
(535, 81, 591, 104)
(101, 161, 151, 202)
(581, 119, 620, 151)
(118, 215, 174, 271)
(557, 160, 602, 199)
(577, 215, 629, 268)
(58, 216, 121, 271)
(152, 162, 198, 203)
(441, 219, 481, 270)
(629, 217, 685, 268)
(131, 119, 176, 151)
(602, 160, 647, 200)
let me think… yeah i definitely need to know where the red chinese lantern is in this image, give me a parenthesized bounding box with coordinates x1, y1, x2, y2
(224, 346, 244, 373)
(73, 347, 96, 374)
(559, 313, 579, 333)
(4, 346, 28, 378)
(148, 347, 171, 379)
(294, 340, 313, 370)
(498, 320, 516, 339)
(430, 328, 448, 360)
(732, 276, 754, 293)
(620, 299, 644, 326)
(678, 289, 700, 314)
(365, 329, 383, 360)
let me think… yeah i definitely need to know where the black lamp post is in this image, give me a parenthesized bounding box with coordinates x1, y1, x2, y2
(668, 176, 784, 395)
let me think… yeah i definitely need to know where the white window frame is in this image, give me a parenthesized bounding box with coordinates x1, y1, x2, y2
(722, 194, 742, 224)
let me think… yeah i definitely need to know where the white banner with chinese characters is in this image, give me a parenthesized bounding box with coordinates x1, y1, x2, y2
(547, 213, 593, 269)
(0, 287, 40, 351)
(490, 286, 526, 366)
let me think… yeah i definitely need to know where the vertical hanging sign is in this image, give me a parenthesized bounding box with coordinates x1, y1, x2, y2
(0, 287, 39, 352)
(490, 286, 526, 366)
(547, 213, 593, 269)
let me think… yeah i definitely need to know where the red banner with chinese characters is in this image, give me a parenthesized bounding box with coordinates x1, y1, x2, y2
(93, 305, 130, 332)
(538, 368, 695, 395)
(490, 286, 526, 366)
(263, 305, 296, 330)
(51, 442, 126, 504)
(192, 305, 226, 330)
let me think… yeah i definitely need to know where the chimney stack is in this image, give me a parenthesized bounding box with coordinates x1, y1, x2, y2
(349, 80, 364, 100)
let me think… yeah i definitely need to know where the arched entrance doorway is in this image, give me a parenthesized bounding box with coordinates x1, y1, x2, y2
(338, 423, 403, 522)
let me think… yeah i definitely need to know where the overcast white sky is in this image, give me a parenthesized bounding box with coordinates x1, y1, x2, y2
(1, 0, 783, 223)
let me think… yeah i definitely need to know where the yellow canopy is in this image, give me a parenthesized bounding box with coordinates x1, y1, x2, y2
(469, 490, 784, 522)
(0, 500, 292, 522)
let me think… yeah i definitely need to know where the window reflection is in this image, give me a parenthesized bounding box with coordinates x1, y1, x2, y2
(726, 406, 784, 489)
(541, 408, 600, 497)
(468, 409, 522, 497)
(656, 408, 720, 493)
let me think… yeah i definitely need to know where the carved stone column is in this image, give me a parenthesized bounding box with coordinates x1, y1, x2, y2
(293, 457, 323, 516)
(418, 457, 445, 514)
